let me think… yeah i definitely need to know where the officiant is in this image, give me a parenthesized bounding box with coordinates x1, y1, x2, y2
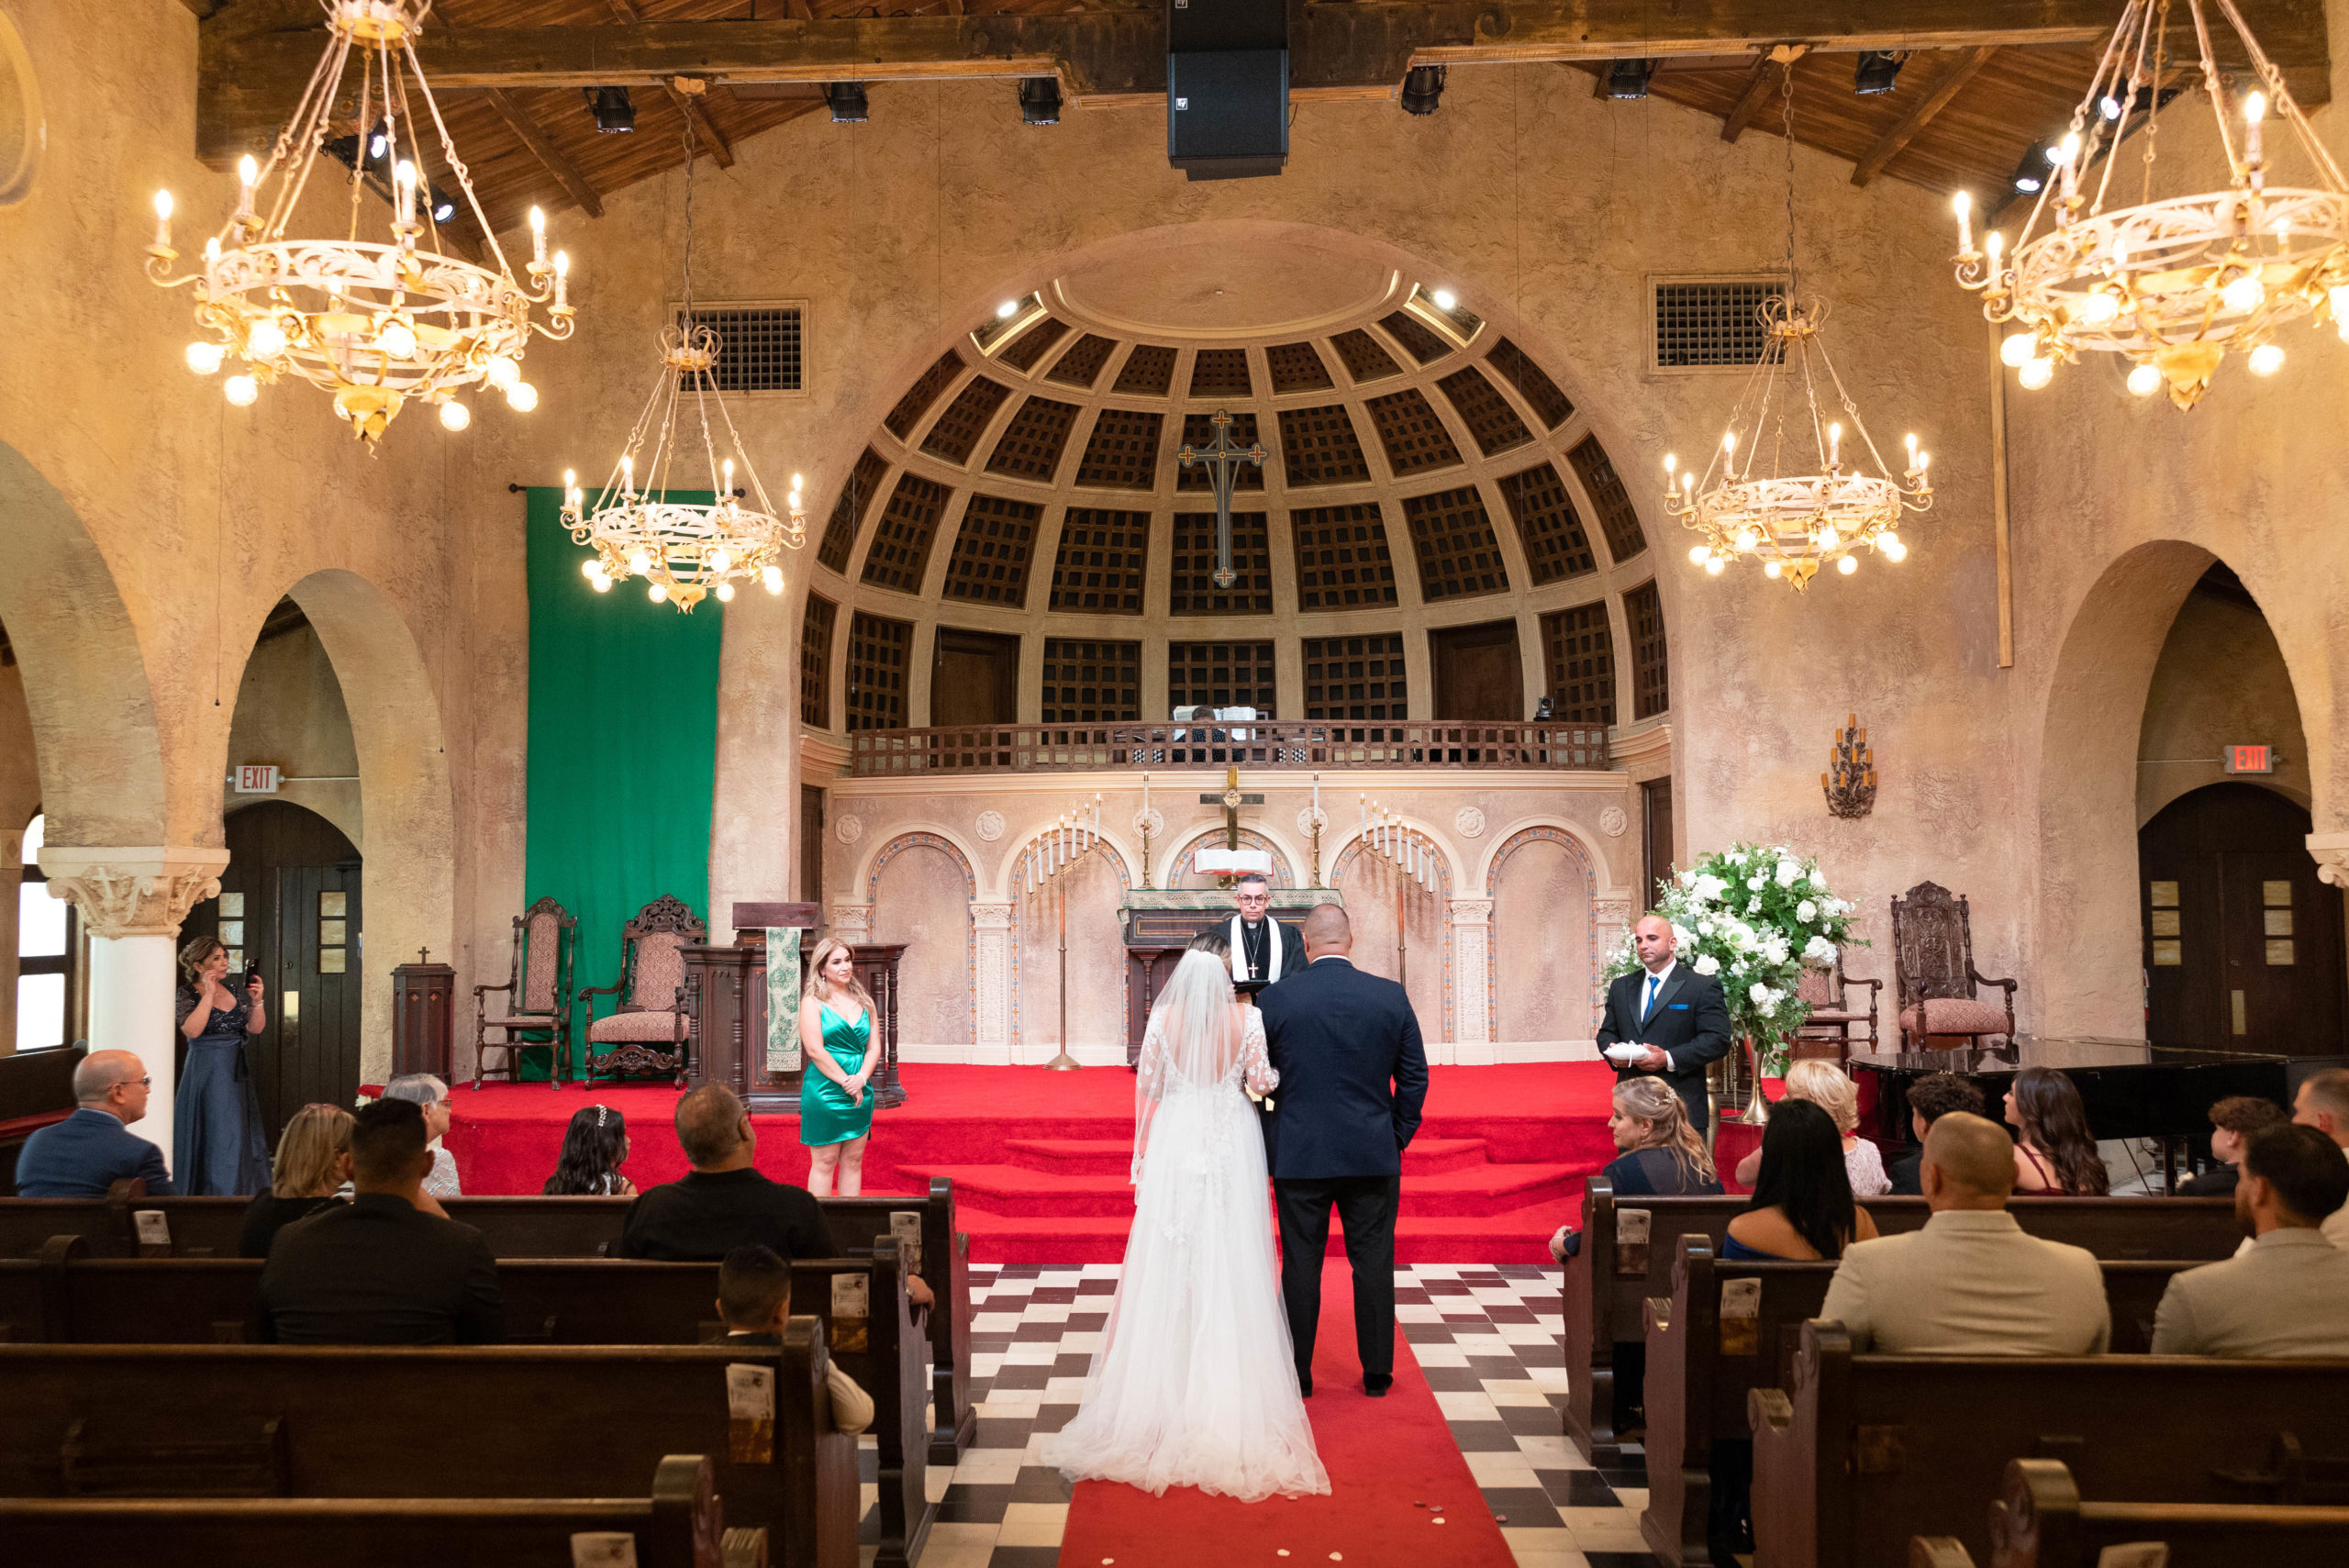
(1203, 874, 1306, 991)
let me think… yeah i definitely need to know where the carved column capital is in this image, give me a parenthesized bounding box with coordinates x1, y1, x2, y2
(2310, 831, 2349, 889)
(1447, 897, 1494, 927)
(968, 902, 1015, 933)
(830, 902, 874, 940)
(36, 846, 230, 940)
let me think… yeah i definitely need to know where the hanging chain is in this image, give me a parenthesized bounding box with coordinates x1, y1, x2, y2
(2144, 0, 2169, 206)
(680, 118, 697, 323)
(1781, 59, 1798, 300)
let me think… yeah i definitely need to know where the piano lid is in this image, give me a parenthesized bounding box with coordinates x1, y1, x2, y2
(1849, 1034, 2291, 1073)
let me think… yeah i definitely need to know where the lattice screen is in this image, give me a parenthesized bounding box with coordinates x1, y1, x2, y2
(1188, 348, 1253, 397)
(1436, 365, 1533, 457)
(1046, 333, 1118, 389)
(1169, 511, 1274, 615)
(1330, 328, 1401, 384)
(845, 612, 912, 731)
(1625, 581, 1670, 719)
(1378, 310, 1450, 365)
(1177, 411, 1265, 492)
(1401, 485, 1511, 601)
(985, 395, 1081, 482)
(1265, 340, 1334, 393)
(1041, 639, 1142, 723)
(1291, 504, 1398, 609)
(885, 349, 963, 439)
(1566, 434, 1647, 562)
(859, 473, 950, 593)
(1483, 339, 1576, 429)
(1277, 405, 1371, 486)
(1653, 279, 1787, 368)
(1168, 641, 1276, 715)
(685, 306, 801, 394)
(1541, 602, 1616, 726)
(1049, 509, 1151, 613)
(1497, 462, 1598, 584)
(940, 494, 1041, 607)
(1113, 344, 1177, 395)
(1073, 408, 1164, 488)
(1304, 632, 1408, 720)
(921, 377, 1012, 464)
(1364, 388, 1464, 476)
(800, 593, 837, 728)
(997, 317, 1071, 373)
(818, 447, 888, 573)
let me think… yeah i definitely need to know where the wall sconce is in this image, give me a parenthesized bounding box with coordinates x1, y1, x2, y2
(1824, 713, 1876, 818)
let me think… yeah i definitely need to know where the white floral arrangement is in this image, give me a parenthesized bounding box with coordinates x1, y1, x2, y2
(1604, 842, 1863, 1073)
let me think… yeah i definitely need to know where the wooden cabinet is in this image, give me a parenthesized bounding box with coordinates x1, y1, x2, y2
(685, 905, 909, 1114)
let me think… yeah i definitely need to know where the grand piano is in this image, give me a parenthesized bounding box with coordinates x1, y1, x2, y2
(1849, 1037, 2290, 1190)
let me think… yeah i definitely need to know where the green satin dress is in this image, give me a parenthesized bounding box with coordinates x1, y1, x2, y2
(800, 1001, 874, 1148)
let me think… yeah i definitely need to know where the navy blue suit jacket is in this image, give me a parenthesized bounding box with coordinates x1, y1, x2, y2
(13, 1107, 177, 1197)
(1255, 956, 1429, 1180)
(1594, 965, 1733, 1128)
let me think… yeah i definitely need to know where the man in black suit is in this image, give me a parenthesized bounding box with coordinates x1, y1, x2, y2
(1198, 873, 1307, 989)
(1255, 904, 1428, 1396)
(257, 1097, 502, 1344)
(1595, 913, 1733, 1133)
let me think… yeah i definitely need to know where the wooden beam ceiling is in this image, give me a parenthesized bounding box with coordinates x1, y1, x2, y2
(1851, 45, 1999, 187)
(479, 87, 604, 217)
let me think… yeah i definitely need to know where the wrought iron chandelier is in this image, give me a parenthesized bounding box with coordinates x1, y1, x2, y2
(1664, 63, 1932, 591)
(1953, 0, 2349, 409)
(560, 125, 805, 613)
(145, 0, 574, 446)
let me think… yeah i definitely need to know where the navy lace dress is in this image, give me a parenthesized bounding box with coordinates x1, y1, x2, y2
(174, 984, 271, 1196)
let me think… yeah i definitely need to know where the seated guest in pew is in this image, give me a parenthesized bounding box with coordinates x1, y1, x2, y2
(2153, 1122, 2349, 1356)
(239, 1103, 355, 1258)
(1549, 1076, 1725, 1262)
(2176, 1095, 2288, 1198)
(2291, 1068, 2349, 1248)
(1820, 1111, 2110, 1354)
(1725, 1101, 1881, 1261)
(2003, 1065, 2110, 1196)
(543, 1102, 636, 1196)
(257, 1097, 503, 1344)
(1887, 1072, 1986, 1196)
(1731, 1062, 1891, 1198)
(714, 1244, 874, 1435)
(619, 1084, 935, 1307)
(382, 1073, 462, 1199)
(13, 1050, 176, 1198)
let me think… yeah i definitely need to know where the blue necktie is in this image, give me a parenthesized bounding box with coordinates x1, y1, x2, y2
(1642, 973, 1661, 1025)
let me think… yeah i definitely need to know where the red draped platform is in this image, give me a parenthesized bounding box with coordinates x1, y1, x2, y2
(441, 1062, 1634, 1264)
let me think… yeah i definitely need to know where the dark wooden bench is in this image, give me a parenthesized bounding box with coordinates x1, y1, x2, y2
(0, 1042, 83, 1196)
(0, 1177, 978, 1464)
(0, 1452, 746, 1568)
(1749, 1320, 2349, 1568)
(1562, 1180, 2243, 1463)
(0, 1329, 854, 1568)
(0, 1238, 933, 1568)
(1641, 1236, 2196, 1567)
(1911, 1457, 2349, 1568)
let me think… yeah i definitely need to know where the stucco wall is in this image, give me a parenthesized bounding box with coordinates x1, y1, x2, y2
(225, 621, 364, 850)
(2137, 587, 2312, 828)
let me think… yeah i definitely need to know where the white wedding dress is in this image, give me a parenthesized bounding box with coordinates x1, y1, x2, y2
(1041, 956, 1330, 1501)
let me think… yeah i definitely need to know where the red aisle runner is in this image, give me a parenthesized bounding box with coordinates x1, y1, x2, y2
(1052, 1257, 1515, 1568)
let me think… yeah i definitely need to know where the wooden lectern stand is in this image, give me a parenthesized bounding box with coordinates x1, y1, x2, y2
(684, 903, 908, 1115)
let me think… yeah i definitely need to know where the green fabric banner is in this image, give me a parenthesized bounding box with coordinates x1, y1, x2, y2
(523, 486, 722, 1075)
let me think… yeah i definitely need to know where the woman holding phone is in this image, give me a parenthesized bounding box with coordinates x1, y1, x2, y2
(175, 935, 271, 1195)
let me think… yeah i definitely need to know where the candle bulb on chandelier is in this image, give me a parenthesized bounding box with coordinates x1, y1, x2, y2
(394, 160, 417, 228)
(150, 189, 173, 250)
(552, 250, 570, 311)
(1827, 422, 1842, 470)
(235, 154, 259, 223)
(2244, 91, 2268, 172)
(529, 206, 548, 271)
(1953, 189, 1974, 256)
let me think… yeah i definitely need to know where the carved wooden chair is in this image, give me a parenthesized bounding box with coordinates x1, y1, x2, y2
(580, 895, 707, 1087)
(1891, 882, 2019, 1049)
(1790, 947, 1883, 1062)
(472, 896, 576, 1089)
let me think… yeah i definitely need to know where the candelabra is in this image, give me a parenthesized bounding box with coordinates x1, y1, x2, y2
(1824, 714, 1878, 819)
(1021, 795, 1104, 1073)
(1359, 797, 1437, 986)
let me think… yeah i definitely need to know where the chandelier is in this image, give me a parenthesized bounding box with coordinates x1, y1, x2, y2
(560, 126, 805, 613)
(1664, 64, 1933, 591)
(1953, 0, 2349, 409)
(144, 0, 574, 446)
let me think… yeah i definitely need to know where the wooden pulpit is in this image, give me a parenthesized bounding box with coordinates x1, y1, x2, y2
(685, 903, 907, 1115)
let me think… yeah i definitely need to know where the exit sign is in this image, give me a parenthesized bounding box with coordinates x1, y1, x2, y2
(235, 764, 282, 794)
(2224, 745, 2274, 775)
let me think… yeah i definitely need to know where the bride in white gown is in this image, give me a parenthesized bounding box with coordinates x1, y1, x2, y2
(1041, 949, 1330, 1501)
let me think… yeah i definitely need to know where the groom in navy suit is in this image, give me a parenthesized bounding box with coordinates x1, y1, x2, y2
(1256, 904, 1428, 1396)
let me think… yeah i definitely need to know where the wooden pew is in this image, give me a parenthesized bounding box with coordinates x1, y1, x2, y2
(1641, 1237, 2193, 1567)
(0, 1329, 852, 1568)
(0, 1176, 978, 1464)
(1561, 1179, 2242, 1463)
(1912, 1458, 2349, 1568)
(0, 1452, 747, 1568)
(1748, 1320, 2349, 1568)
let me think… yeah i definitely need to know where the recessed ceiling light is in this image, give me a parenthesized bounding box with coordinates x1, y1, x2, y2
(996, 300, 1019, 320)
(1431, 288, 1457, 311)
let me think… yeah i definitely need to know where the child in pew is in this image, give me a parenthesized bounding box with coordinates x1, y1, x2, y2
(714, 1244, 875, 1436)
(240, 1103, 356, 1258)
(543, 1102, 637, 1196)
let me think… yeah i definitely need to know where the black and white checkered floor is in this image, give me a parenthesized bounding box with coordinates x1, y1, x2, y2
(861, 1263, 1648, 1568)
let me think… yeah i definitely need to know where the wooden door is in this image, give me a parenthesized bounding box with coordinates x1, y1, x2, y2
(930, 628, 1020, 727)
(799, 784, 825, 904)
(2141, 784, 2345, 1053)
(1430, 619, 1524, 720)
(185, 803, 364, 1141)
(1642, 777, 1675, 907)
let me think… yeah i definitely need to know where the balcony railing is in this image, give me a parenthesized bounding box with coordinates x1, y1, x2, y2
(847, 719, 1612, 778)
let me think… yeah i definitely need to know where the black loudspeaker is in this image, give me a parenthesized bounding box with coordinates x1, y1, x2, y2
(1166, 0, 1287, 181)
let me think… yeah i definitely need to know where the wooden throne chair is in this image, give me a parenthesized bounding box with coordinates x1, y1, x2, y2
(580, 895, 707, 1087)
(1891, 881, 2019, 1050)
(1790, 946, 1884, 1062)
(472, 895, 576, 1089)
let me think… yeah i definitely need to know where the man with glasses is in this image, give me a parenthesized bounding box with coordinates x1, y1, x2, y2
(1204, 873, 1306, 994)
(14, 1050, 176, 1197)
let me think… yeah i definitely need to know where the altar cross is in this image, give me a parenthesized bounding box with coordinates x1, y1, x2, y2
(1199, 764, 1264, 853)
(1177, 408, 1266, 589)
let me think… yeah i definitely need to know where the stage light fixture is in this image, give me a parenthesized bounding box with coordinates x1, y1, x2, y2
(1399, 64, 1446, 117)
(585, 86, 635, 133)
(825, 82, 869, 123)
(1019, 77, 1061, 126)
(1605, 59, 1654, 99)
(1854, 50, 1904, 95)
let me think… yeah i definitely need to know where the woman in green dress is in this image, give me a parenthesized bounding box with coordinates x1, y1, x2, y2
(798, 936, 877, 1195)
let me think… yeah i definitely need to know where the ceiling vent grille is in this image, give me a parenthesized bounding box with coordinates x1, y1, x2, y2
(678, 305, 804, 393)
(1651, 277, 1787, 371)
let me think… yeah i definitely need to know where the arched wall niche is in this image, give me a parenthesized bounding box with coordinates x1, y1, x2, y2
(1486, 826, 1601, 1044)
(1007, 829, 1130, 1060)
(865, 831, 977, 1050)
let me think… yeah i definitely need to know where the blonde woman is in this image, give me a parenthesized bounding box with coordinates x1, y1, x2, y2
(1733, 1059, 1890, 1196)
(799, 937, 878, 1196)
(1550, 1077, 1725, 1262)
(239, 1103, 355, 1257)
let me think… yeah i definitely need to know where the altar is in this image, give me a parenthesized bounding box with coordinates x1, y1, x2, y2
(1119, 888, 1341, 1066)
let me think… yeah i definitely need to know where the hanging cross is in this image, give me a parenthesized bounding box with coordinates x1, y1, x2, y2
(1178, 409, 1266, 589)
